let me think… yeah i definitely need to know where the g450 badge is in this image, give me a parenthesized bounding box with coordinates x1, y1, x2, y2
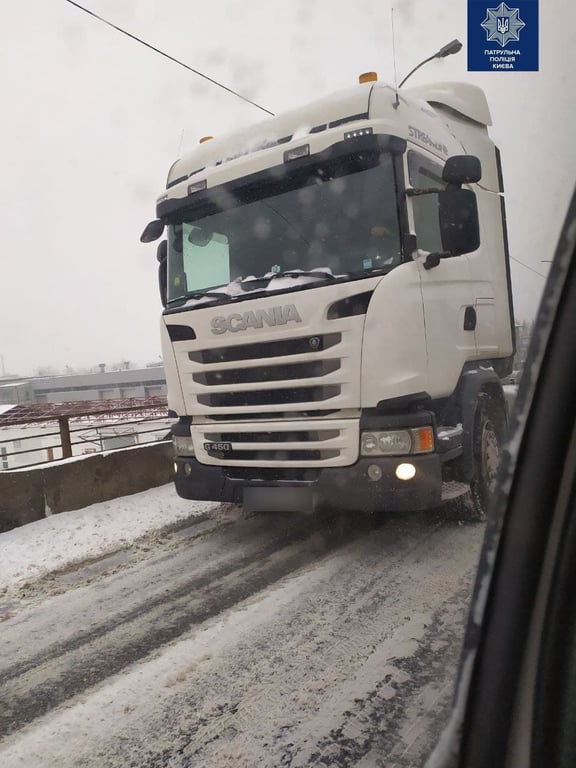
(204, 442, 232, 453)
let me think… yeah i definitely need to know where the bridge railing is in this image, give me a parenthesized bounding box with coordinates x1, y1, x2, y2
(0, 397, 172, 470)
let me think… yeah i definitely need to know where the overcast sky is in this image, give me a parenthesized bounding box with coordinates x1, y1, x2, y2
(1, 0, 574, 376)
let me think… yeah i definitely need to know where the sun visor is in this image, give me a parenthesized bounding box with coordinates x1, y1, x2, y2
(405, 82, 492, 126)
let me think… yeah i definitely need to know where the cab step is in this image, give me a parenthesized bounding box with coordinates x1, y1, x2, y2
(441, 481, 470, 502)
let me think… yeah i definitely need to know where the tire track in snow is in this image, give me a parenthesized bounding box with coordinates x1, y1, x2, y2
(151, 520, 480, 768)
(0, 509, 377, 739)
(0, 514, 483, 768)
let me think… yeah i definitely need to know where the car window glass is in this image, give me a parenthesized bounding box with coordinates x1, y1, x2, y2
(408, 150, 446, 253)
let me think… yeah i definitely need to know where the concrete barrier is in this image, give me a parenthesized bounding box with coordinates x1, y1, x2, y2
(0, 471, 45, 531)
(0, 442, 174, 533)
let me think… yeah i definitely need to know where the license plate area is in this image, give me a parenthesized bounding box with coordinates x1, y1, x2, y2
(243, 486, 315, 514)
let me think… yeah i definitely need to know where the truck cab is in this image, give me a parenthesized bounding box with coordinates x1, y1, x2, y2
(142, 76, 514, 517)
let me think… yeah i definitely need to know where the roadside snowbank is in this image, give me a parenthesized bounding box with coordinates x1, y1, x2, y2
(503, 384, 518, 413)
(0, 485, 218, 593)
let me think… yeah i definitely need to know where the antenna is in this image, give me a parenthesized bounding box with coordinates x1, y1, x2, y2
(391, 8, 400, 109)
(399, 39, 462, 88)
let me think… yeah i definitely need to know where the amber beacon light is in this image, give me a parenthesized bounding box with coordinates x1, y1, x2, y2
(358, 72, 378, 84)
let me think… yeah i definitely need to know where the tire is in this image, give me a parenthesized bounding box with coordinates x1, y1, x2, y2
(453, 393, 506, 522)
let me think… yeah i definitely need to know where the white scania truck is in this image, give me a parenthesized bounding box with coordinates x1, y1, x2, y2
(142, 73, 514, 518)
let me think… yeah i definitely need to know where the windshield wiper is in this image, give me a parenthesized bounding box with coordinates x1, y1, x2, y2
(347, 265, 393, 277)
(240, 269, 338, 289)
(273, 269, 337, 280)
(165, 290, 234, 307)
(185, 290, 233, 300)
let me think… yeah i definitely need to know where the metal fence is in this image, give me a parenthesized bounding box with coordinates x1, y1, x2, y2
(0, 397, 173, 470)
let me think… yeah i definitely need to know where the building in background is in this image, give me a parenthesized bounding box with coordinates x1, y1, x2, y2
(0, 379, 34, 405)
(0, 366, 169, 469)
(0, 365, 166, 406)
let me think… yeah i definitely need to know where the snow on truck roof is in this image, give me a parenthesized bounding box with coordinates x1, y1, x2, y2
(165, 80, 491, 190)
(405, 82, 492, 126)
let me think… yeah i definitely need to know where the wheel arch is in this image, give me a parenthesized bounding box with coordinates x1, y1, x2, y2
(452, 364, 507, 482)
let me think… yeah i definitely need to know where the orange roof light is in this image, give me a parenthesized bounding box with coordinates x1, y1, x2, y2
(359, 72, 378, 84)
(199, 135, 214, 144)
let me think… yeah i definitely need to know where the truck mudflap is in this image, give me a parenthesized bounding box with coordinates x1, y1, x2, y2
(173, 453, 443, 513)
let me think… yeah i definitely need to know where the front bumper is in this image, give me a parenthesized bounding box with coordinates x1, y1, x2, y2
(173, 453, 442, 513)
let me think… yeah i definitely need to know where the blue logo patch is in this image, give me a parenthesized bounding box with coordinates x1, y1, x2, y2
(468, 0, 538, 71)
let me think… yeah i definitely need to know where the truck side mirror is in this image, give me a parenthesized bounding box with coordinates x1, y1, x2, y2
(141, 219, 165, 243)
(442, 155, 482, 185)
(439, 188, 480, 256)
(157, 240, 167, 307)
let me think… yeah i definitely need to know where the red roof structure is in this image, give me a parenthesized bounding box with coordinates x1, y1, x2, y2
(0, 397, 168, 426)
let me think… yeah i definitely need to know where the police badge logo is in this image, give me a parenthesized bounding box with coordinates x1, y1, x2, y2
(481, 2, 526, 47)
(467, 0, 538, 72)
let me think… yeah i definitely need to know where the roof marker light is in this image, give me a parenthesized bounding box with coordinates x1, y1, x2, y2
(359, 72, 378, 84)
(199, 135, 214, 143)
(284, 144, 310, 162)
(344, 127, 374, 140)
(188, 179, 207, 195)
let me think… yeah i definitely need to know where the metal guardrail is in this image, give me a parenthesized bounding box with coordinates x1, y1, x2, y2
(0, 397, 173, 470)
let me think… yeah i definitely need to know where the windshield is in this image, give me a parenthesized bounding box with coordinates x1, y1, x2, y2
(166, 151, 401, 304)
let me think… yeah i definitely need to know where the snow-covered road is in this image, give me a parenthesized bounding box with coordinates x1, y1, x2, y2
(0, 486, 484, 767)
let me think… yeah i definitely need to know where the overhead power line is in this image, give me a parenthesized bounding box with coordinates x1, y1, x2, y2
(63, 0, 275, 116)
(510, 256, 547, 279)
(61, 2, 550, 283)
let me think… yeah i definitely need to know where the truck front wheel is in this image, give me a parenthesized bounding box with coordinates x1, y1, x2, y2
(457, 393, 507, 521)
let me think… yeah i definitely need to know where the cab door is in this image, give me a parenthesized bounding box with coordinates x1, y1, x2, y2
(406, 149, 477, 397)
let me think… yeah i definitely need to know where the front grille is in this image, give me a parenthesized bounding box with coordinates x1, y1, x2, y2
(177, 307, 364, 419)
(204, 409, 340, 421)
(208, 449, 339, 461)
(193, 359, 340, 386)
(205, 430, 339, 443)
(198, 385, 341, 409)
(194, 418, 359, 468)
(189, 333, 341, 364)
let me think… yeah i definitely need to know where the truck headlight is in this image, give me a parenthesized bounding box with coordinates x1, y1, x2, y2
(360, 427, 433, 456)
(173, 435, 195, 456)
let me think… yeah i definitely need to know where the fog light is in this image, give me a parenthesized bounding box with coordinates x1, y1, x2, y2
(367, 464, 383, 481)
(184, 462, 193, 476)
(396, 462, 416, 481)
(173, 462, 178, 474)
